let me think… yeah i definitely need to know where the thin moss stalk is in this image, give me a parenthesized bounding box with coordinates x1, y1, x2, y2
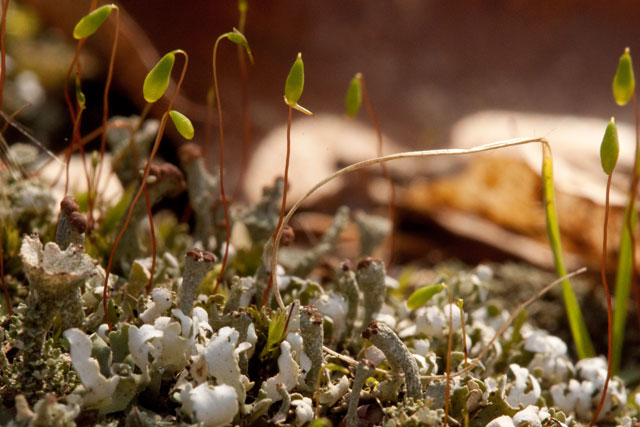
(270, 137, 594, 358)
(356, 257, 386, 331)
(55, 196, 87, 250)
(233, 0, 252, 201)
(0, 0, 10, 111)
(362, 320, 421, 400)
(300, 306, 324, 391)
(211, 30, 253, 292)
(611, 48, 638, 373)
(591, 117, 619, 426)
(0, 231, 9, 316)
(292, 205, 350, 277)
(103, 49, 189, 330)
(106, 115, 158, 187)
(178, 249, 216, 315)
(346, 359, 375, 427)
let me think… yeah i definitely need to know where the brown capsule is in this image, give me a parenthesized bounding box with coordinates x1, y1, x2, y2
(357, 257, 381, 270)
(60, 196, 79, 215)
(186, 248, 216, 263)
(281, 225, 295, 246)
(341, 260, 352, 271)
(362, 328, 372, 340)
(69, 211, 88, 234)
(311, 312, 323, 325)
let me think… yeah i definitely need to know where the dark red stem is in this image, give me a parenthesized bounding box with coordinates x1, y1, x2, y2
(0, 0, 10, 112)
(0, 230, 11, 316)
(143, 184, 156, 295)
(262, 106, 292, 307)
(103, 53, 188, 330)
(590, 173, 614, 426)
(91, 8, 120, 223)
(212, 37, 231, 293)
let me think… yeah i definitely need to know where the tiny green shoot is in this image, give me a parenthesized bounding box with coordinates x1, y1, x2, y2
(591, 117, 619, 427)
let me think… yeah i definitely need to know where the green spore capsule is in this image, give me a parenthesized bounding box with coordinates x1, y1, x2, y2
(407, 283, 444, 310)
(73, 4, 116, 39)
(613, 48, 635, 106)
(169, 110, 194, 140)
(600, 117, 619, 175)
(285, 52, 304, 106)
(345, 73, 363, 118)
(143, 51, 176, 103)
(226, 28, 253, 63)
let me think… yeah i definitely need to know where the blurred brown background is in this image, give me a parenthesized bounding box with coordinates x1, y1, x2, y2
(21, 0, 640, 159)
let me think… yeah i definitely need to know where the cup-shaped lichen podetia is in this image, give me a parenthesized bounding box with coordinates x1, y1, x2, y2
(178, 248, 216, 316)
(19, 235, 96, 370)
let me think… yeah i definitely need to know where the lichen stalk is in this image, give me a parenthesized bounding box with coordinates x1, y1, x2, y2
(300, 306, 324, 391)
(178, 248, 216, 315)
(336, 260, 360, 341)
(178, 143, 219, 250)
(362, 321, 421, 400)
(346, 359, 375, 427)
(356, 257, 386, 331)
